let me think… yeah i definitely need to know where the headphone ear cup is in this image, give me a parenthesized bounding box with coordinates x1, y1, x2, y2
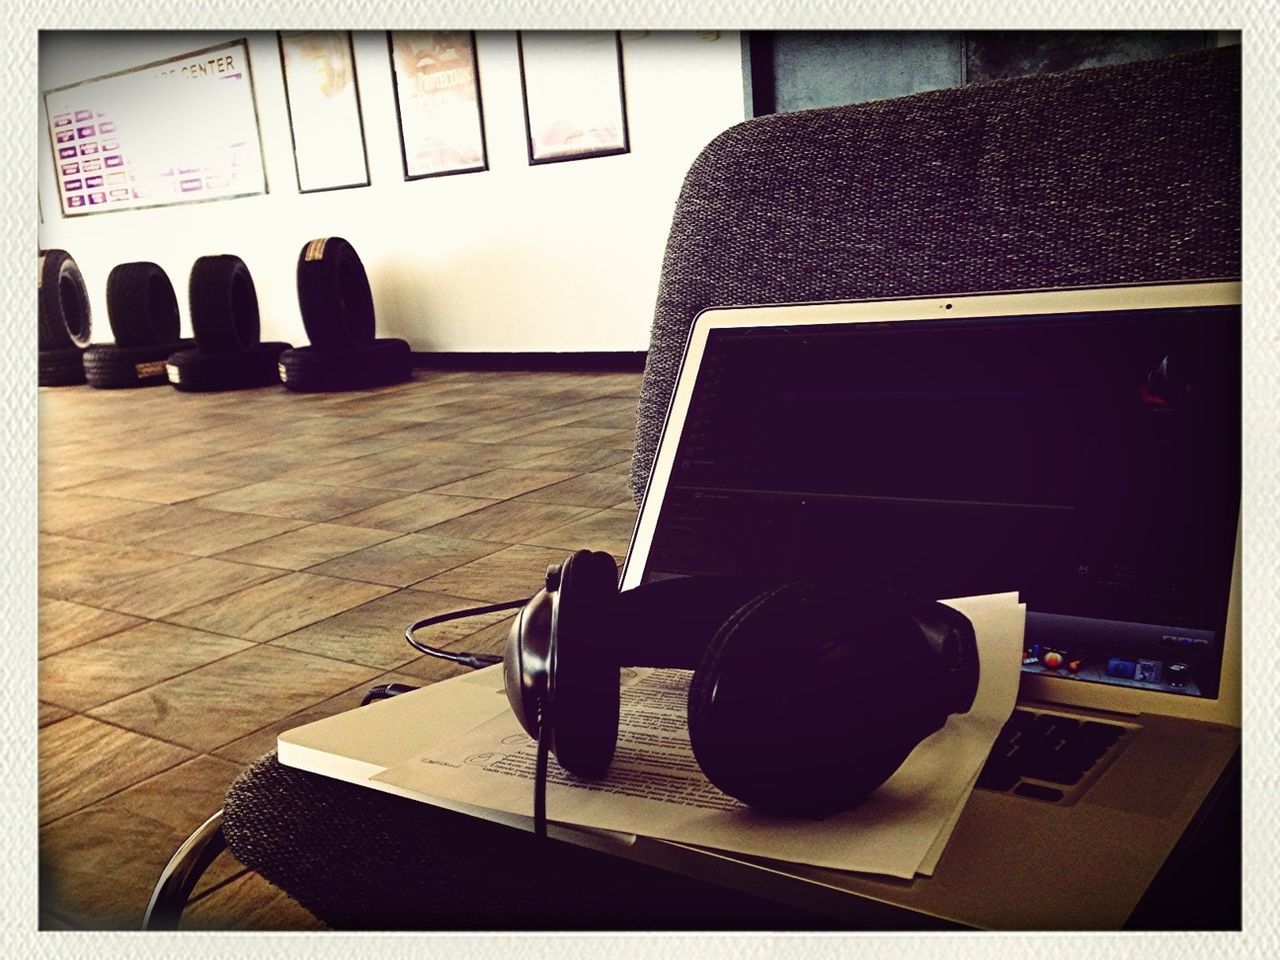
(687, 583, 954, 817)
(686, 583, 788, 769)
(547, 550, 621, 778)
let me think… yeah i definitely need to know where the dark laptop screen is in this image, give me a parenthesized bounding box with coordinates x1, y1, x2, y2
(639, 305, 1241, 699)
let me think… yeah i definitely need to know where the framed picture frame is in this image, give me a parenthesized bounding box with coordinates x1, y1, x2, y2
(388, 30, 488, 180)
(42, 39, 267, 217)
(278, 31, 370, 193)
(517, 31, 629, 165)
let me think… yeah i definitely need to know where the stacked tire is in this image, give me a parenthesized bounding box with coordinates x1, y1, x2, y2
(166, 255, 290, 392)
(84, 262, 193, 389)
(278, 237, 412, 392)
(38, 250, 92, 386)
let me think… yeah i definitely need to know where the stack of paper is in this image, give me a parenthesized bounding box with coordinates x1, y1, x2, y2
(373, 592, 1025, 880)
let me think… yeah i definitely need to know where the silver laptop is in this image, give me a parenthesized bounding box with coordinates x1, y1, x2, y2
(618, 281, 1241, 928)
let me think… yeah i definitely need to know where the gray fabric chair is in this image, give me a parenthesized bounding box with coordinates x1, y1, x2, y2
(628, 43, 1240, 502)
(155, 45, 1239, 930)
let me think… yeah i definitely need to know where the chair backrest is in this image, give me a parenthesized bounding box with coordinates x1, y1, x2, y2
(629, 44, 1241, 502)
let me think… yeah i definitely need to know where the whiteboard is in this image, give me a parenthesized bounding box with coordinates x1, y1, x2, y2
(43, 39, 267, 217)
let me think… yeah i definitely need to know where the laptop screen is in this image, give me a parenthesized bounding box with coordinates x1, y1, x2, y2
(632, 304, 1241, 702)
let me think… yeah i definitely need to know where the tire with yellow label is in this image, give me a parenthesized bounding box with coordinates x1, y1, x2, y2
(38, 347, 87, 387)
(83, 340, 193, 389)
(38, 250, 92, 351)
(277, 338, 411, 393)
(106, 262, 182, 348)
(189, 255, 261, 353)
(296, 237, 376, 349)
(167, 342, 290, 392)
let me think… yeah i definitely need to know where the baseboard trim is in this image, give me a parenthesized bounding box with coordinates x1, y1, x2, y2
(411, 352, 646, 372)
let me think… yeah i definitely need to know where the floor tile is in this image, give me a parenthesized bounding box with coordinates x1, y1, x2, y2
(300, 429, 425, 461)
(40, 622, 254, 711)
(39, 492, 155, 536)
(38, 598, 145, 658)
(38, 534, 87, 567)
(40, 542, 195, 603)
(386, 438, 563, 469)
(291, 415, 407, 441)
(423, 499, 598, 545)
(67, 502, 308, 556)
(516, 469, 633, 508)
(347, 458, 488, 492)
(164, 572, 395, 642)
(39, 716, 193, 825)
(511, 444, 632, 473)
(73, 469, 247, 504)
(87, 557, 285, 619)
(275, 449, 423, 486)
(38, 461, 129, 493)
(306, 532, 506, 588)
(88, 645, 380, 752)
(333, 491, 497, 533)
(394, 651, 485, 684)
(523, 506, 639, 558)
(177, 446, 338, 482)
(571, 408, 641, 430)
(192, 479, 404, 521)
(161, 512, 312, 558)
(410, 543, 570, 602)
(514, 424, 623, 447)
(70, 502, 212, 546)
(214, 522, 401, 570)
(40, 755, 245, 930)
(448, 410, 597, 444)
(180, 871, 326, 931)
(39, 702, 73, 727)
(427, 467, 576, 499)
(271, 589, 515, 671)
(598, 456, 632, 476)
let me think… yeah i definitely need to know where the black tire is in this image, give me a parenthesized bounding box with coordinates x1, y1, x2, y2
(38, 347, 86, 387)
(106, 262, 181, 348)
(278, 339, 412, 393)
(167, 342, 290, 392)
(38, 250, 92, 351)
(189, 255, 261, 353)
(83, 340, 193, 389)
(296, 237, 376, 349)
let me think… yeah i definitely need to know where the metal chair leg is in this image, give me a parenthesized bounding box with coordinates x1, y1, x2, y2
(142, 809, 227, 930)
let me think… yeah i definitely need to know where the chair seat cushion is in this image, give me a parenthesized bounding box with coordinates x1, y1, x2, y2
(222, 752, 842, 929)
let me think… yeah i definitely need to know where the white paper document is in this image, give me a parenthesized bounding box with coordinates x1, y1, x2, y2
(373, 592, 1025, 879)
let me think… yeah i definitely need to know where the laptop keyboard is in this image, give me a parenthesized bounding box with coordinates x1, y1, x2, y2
(977, 708, 1128, 803)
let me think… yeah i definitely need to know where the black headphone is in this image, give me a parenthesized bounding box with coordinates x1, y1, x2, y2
(503, 549, 979, 819)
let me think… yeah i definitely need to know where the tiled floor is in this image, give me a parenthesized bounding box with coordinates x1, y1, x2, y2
(37, 367, 641, 930)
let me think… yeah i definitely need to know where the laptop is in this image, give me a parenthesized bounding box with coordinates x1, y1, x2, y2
(618, 280, 1241, 927)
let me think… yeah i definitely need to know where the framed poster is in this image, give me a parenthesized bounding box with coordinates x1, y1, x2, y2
(278, 31, 370, 192)
(42, 39, 267, 217)
(518, 31, 629, 164)
(388, 31, 487, 179)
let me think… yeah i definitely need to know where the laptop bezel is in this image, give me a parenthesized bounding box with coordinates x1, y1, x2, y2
(618, 280, 1241, 728)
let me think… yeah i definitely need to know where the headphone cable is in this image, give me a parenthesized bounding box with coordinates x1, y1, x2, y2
(404, 597, 530, 669)
(405, 595, 552, 839)
(534, 705, 551, 839)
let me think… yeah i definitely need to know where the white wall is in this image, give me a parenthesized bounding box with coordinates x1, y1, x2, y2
(37, 31, 746, 352)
